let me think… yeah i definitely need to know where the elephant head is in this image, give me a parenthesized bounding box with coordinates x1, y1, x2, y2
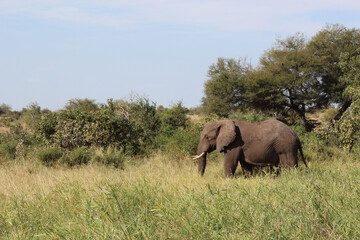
(193, 120, 237, 175)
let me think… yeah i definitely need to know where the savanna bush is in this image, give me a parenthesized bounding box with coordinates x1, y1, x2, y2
(8, 123, 39, 148)
(94, 148, 126, 169)
(228, 109, 270, 122)
(114, 97, 191, 155)
(314, 122, 339, 146)
(0, 140, 18, 160)
(36, 97, 193, 157)
(62, 147, 92, 167)
(36, 107, 137, 152)
(314, 111, 360, 152)
(162, 122, 203, 157)
(21, 102, 42, 130)
(158, 102, 189, 137)
(37, 147, 63, 167)
(122, 97, 160, 153)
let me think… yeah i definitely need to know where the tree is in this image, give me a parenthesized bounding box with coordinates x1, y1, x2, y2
(201, 24, 360, 130)
(114, 95, 160, 152)
(0, 104, 11, 116)
(315, 49, 360, 152)
(202, 58, 252, 116)
(334, 49, 360, 151)
(340, 49, 360, 104)
(158, 101, 189, 137)
(307, 24, 360, 119)
(65, 98, 99, 112)
(22, 102, 43, 129)
(250, 33, 324, 130)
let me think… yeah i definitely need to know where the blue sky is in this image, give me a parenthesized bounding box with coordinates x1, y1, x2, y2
(1, 0, 360, 111)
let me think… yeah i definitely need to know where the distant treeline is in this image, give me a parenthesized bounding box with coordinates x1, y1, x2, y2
(0, 96, 206, 167)
(0, 24, 359, 166)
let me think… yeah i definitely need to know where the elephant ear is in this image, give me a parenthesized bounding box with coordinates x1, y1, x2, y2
(216, 120, 236, 153)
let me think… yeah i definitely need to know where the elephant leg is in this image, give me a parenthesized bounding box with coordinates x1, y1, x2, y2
(224, 149, 240, 178)
(239, 158, 253, 177)
(278, 153, 297, 168)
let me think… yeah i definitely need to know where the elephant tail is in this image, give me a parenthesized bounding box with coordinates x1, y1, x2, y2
(298, 140, 308, 168)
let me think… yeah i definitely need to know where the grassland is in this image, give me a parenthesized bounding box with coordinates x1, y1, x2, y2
(0, 150, 359, 239)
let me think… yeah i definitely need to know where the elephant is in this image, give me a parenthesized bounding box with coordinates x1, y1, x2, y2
(192, 119, 307, 177)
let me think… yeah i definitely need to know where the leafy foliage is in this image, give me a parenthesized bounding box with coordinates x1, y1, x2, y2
(124, 96, 160, 152)
(163, 122, 203, 157)
(95, 148, 126, 169)
(313, 123, 339, 146)
(64, 98, 99, 112)
(330, 48, 360, 151)
(37, 147, 64, 167)
(202, 58, 252, 116)
(308, 24, 360, 104)
(248, 33, 326, 130)
(63, 147, 92, 167)
(314, 44, 360, 151)
(21, 102, 43, 130)
(158, 101, 189, 137)
(35, 97, 192, 157)
(228, 109, 270, 123)
(0, 140, 18, 160)
(201, 25, 360, 130)
(37, 106, 136, 151)
(0, 104, 11, 116)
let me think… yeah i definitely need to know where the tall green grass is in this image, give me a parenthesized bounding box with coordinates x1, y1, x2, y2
(0, 152, 359, 239)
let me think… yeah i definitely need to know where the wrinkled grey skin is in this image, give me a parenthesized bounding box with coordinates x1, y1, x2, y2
(195, 119, 307, 177)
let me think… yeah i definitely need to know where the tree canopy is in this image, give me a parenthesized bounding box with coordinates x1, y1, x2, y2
(202, 58, 252, 116)
(202, 24, 360, 130)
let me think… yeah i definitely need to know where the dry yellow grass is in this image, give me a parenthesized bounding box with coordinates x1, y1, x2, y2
(0, 153, 252, 204)
(187, 114, 205, 123)
(0, 154, 213, 198)
(0, 153, 359, 239)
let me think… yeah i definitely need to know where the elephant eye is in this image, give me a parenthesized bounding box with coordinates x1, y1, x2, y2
(205, 135, 212, 140)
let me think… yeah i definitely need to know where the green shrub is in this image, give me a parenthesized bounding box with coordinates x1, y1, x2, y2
(204, 113, 221, 122)
(8, 123, 39, 148)
(158, 102, 189, 137)
(64, 98, 99, 112)
(0, 140, 18, 160)
(313, 122, 339, 146)
(36, 112, 58, 141)
(320, 108, 339, 122)
(95, 148, 126, 169)
(63, 147, 92, 167)
(289, 120, 308, 139)
(228, 109, 270, 122)
(0, 103, 11, 116)
(162, 122, 203, 157)
(21, 102, 42, 130)
(37, 107, 137, 151)
(313, 110, 359, 152)
(0, 134, 6, 144)
(125, 96, 160, 153)
(38, 147, 63, 167)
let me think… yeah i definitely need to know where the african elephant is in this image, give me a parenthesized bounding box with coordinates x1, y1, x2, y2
(193, 119, 307, 177)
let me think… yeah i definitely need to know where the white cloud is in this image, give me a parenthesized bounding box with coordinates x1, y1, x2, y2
(1, 0, 360, 33)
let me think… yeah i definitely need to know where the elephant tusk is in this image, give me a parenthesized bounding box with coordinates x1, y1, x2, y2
(192, 152, 205, 160)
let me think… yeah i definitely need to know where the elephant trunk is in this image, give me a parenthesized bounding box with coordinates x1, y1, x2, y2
(197, 152, 207, 176)
(198, 153, 206, 176)
(195, 141, 212, 176)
